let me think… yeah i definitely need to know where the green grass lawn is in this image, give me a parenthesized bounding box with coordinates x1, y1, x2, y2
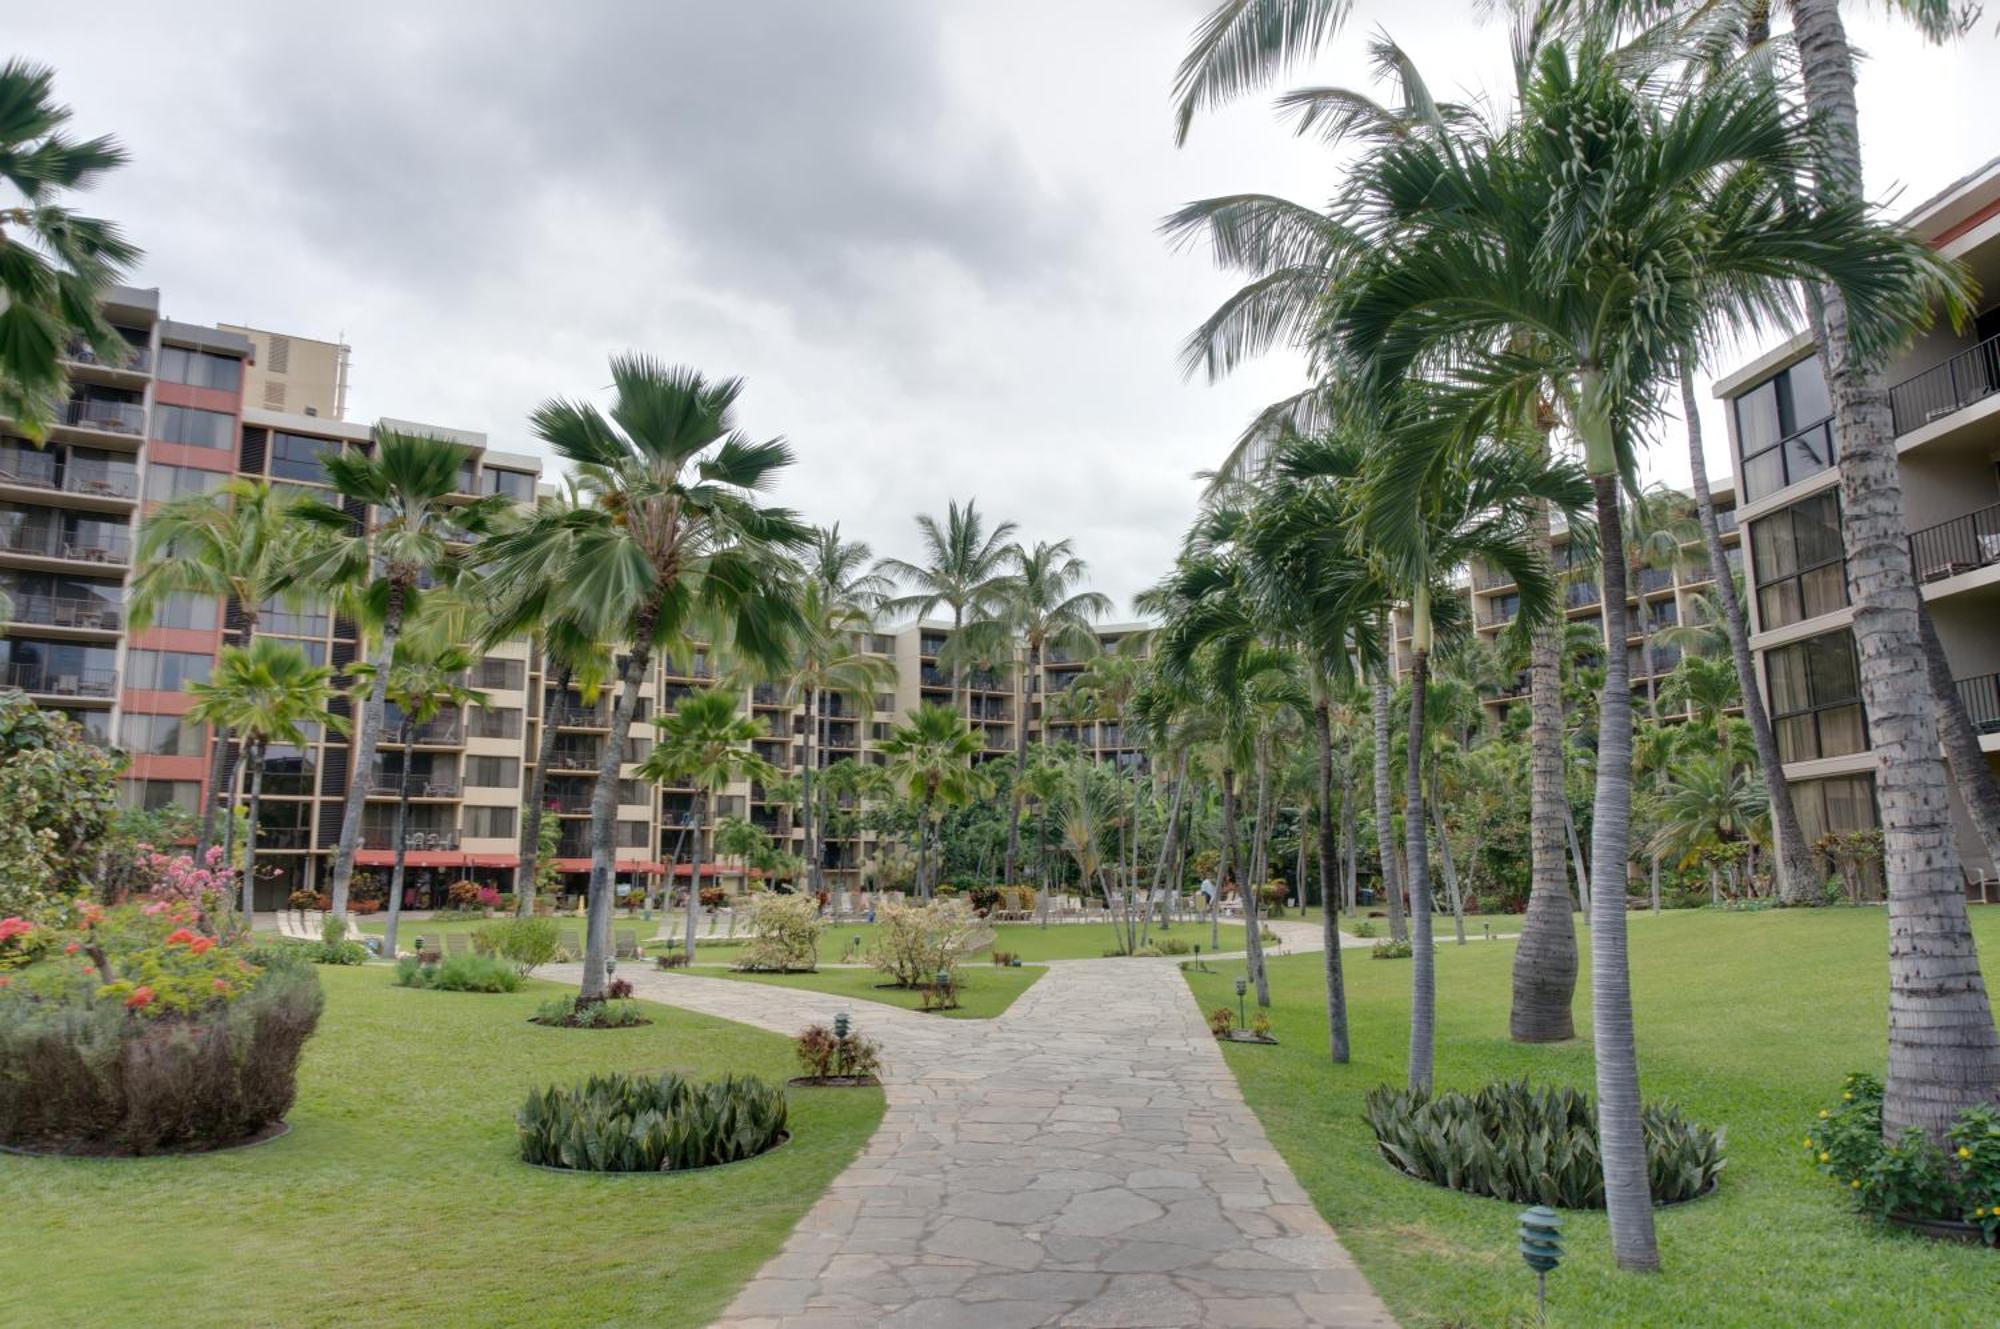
(1183, 907, 2000, 1328)
(0, 966, 884, 1329)
(662, 960, 1047, 1020)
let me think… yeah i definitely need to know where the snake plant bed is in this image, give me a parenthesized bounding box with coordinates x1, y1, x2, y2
(517, 1071, 790, 1173)
(1183, 907, 2000, 1328)
(0, 966, 884, 1328)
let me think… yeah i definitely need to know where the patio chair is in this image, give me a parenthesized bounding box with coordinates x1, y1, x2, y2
(562, 931, 583, 961)
(615, 930, 640, 959)
(445, 933, 472, 956)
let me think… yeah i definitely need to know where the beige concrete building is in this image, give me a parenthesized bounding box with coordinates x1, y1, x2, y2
(220, 325, 350, 421)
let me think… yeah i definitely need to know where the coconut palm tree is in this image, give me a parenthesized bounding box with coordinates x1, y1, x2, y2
(992, 539, 1112, 889)
(477, 357, 809, 998)
(183, 639, 343, 918)
(879, 702, 989, 899)
(128, 479, 325, 867)
(293, 427, 509, 921)
(638, 688, 778, 963)
(874, 499, 1017, 708)
(347, 642, 486, 959)
(0, 60, 140, 436)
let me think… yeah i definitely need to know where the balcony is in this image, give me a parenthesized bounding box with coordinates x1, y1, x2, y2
(547, 701, 610, 728)
(1636, 566, 1675, 595)
(254, 827, 311, 850)
(751, 684, 785, 706)
(0, 457, 139, 500)
(544, 787, 596, 815)
(1889, 332, 2000, 435)
(1566, 581, 1601, 610)
(1957, 673, 2000, 736)
(367, 775, 460, 799)
(547, 748, 602, 773)
(361, 828, 460, 852)
(4, 593, 122, 631)
(1, 660, 116, 697)
(382, 716, 462, 746)
(0, 523, 130, 565)
(61, 340, 151, 375)
(1910, 502, 2000, 584)
(60, 398, 146, 437)
(1473, 565, 1517, 592)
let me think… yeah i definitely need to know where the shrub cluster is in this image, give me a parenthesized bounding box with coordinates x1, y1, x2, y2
(735, 892, 824, 973)
(794, 1014, 881, 1082)
(517, 1071, 787, 1172)
(0, 904, 323, 1154)
(1371, 938, 1414, 960)
(471, 916, 561, 975)
(531, 993, 648, 1028)
(869, 897, 992, 989)
(1806, 1072, 1999, 1244)
(1364, 1078, 1725, 1209)
(393, 952, 523, 993)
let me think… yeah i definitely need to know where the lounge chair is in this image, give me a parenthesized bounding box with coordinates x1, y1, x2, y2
(445, 933, 472, 956)
(615, 930, 640, 959)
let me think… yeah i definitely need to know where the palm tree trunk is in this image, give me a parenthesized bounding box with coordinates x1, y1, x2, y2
(1404, 644, 1437, 1094)
(584, 608, 657, 1000)
(1682, 367, 1816, 901)
(1789, 0, 2000, 1141)
(1341, 757, 1358, 912)
(1430, 776, 1466, 946)
(383, 717, 414, 958)
(516, 664, 569, 915)
(1564, 798, 1591, 913)
(330, 584, 405, 919)
(1587, 472, 1658, 1271)
(197, 723, 235, 869)
(684, 789, 708, 961)
(1148, 756, 1189, 938)
(1004, 643, 1032, 887)
(242, 739, 265, 917)
(1219, 766, 1239, 957)
(1513, 491, 1579, 1040)
(802, 684, 819, 898)
(1314, 696, 1350, 1064)
(1921, 607, 2000, 870)
(220, 735, 242, 885)
(1372, 670, 1408, 942)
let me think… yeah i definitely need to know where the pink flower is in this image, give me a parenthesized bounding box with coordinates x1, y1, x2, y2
(0, 976, 12, 989)
(63, 942, 80, 955)
(164, 928, 197, 946)
(125, 986, 156, 1010)
(211, 978, 230, 993)
(0, 917, 33, 941)
(189, 936, 215, 956)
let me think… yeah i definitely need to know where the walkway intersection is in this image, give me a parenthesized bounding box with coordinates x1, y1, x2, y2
(591, 920, 1397, 1328)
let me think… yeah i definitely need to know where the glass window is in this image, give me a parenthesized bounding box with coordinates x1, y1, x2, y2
(466, 755, 520, 787)
(1766, 629, 1866, 763)
(1735, 356, 1837, 502)
(153, 592, 220, 631)
(482, 469, 534, 502)
(475, 656, 525, 690)
(127, 649, 214, 691)
(153, 405, 235, 450)
(270, 432, 336, 484)
(258, 596, 329, 637)
(157, 347, 243, 392)
(119, 712, 207, 757)
(120, 779, 201, 813)
(1734, 380, 1782, 457)
(144, 463, 229, 502)
(615, 819, 649, 848)
(465, 806, 517, 839)
(468, 706, 522, 740)
(1750, 491, 1848, 631)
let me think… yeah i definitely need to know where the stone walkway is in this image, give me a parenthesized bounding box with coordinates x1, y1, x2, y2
(587, 921, 1396, 1328)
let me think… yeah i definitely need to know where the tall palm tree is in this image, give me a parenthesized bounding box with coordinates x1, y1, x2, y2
(477, 357, 809, 998)
(638, 688, 778, 963)
(875, 499, 1017, 708)
(348, 642, 486, 959)
(879, 702, 989, 899)
(128, 479, 323, 866)
(992, 539, 1112, 889)
(183, 638, 343, 918)
(0, 60, 140, 436)
(293, 427, 508, 921)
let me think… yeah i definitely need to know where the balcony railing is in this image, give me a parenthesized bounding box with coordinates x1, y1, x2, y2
(547, 749, 601, 772)
(547, 702, 610, 728)
(1566, 581, 1601, 610)
(0, 524, 131, 564)
(361, 828, 460, 852)
(61, 399, 145, 436)
(61, 340, 151, 374)
(254, 827, 311, 850)
(1, 660, 116, 696)
(4, 593, 122, 630)
(1956, 673, 2000, 735)
(1910, 502, 2000, 584)
(368, 775, 460, 798)
(0, 460, 141, 500)
(1636, 566, 1675, 594)
(1473, 565, 1517, 592)
(1889, 332, 2000, 435)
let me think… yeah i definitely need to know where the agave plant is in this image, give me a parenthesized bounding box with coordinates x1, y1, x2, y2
(1363, 1078, 1724, 1209)
(517, 1071, 788, 1173)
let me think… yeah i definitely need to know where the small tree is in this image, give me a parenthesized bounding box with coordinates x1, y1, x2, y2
(736, 893, 824, 972)
(869, 895, 992, 989)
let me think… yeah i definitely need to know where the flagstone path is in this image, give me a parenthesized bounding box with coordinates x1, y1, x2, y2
(579, 920, 1397, 1328)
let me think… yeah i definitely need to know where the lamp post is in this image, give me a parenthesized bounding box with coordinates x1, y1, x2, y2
(1517, 1206, 1563, 1324)
(1234, 975, 1247, 1032)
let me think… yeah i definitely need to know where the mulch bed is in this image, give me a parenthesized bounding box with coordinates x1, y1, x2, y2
(787, 1075, 882, 1088)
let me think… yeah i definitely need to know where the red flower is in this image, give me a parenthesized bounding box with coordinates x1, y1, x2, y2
(164, 928, 197, 946)
(81, 966, 96, 977)
(211, 978, 230, 994)
(125, 986, 156, 1010)
(63, 942, 80, 954)
(0, 917, 32, 941)
(0, 976, 12, 989)
(78, 903, 104, 927)
(189, 936, 216, 956)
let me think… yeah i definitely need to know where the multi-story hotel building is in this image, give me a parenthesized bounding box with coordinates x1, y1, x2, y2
(1715, 156, 2000, 883)
(3, 288, 1147, 907)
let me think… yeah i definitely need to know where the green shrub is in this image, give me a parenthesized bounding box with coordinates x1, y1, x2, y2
(1806, 1073, 2000, 1243)
(531, 993, 648, 1028)
(393, 952, 522, 993)
(318, 914, 348, 947)
(869, 897, 990, 988)
(735, 892, 823, 973)
(260, 937, 367, 966)
(1364, 1078, 1725, 1209)
(1352, 919, 1379, 939)
(1371, 938, 1413, 959)
(517, 1071, 787, 1171)
(794, 1014, 882, 1081)
(1151, 937, 1193, 956)
(473, 916, 561, 975)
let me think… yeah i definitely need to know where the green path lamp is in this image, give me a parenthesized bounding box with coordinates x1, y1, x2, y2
(1517, 1205, 1563, 1324)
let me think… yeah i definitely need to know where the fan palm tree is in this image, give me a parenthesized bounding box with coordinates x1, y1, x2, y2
(638, 688, 778, 963)
(347, 642, 486, 959)
(1660, 653, 1740, 758)
(1648, 749, 1767, 881)
(879, 702, 990, 899)
(990, 540, 1112, 885)
(0, 60, 140, 436)
(183, 639, 343, 917)
(292, 427, 509, 920)
(874, 499, 1017, 708)
(477, 357, 810, 998)
(128, 479, 324, 866)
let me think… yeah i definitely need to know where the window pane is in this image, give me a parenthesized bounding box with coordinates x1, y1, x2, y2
(1806, 632, 1859, 706)
(1759, 582, 1802, 631)
(1766, 643, 1810, 714)
(1777, 713, 1818, 763)
(1787, 356, 1832, 428)
(1735, 381, 1782, 456)
(1784, 426, 1835, 486)
(1800, 565, 1847, 620)
(1751, 509, 1797, 583)
(1817, 704, 1867, 759)
(1743, 449, 1785, 503)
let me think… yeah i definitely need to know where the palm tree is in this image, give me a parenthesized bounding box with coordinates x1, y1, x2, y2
(0, 60, 140, 436)
(128, 479, 323, 867)
(183, 639, 343, 918)
(1649, 749, 1768, 892)
(875, 499, 1017, 708)
(1073, 650, 1150, 946)
(1017, 745, 1068, 912)
(785, 526, 894, 899)
(1660, 654, 1740, 757)
(879, 702, 989, 899)
(348, 642, 485, 959)
(712, 815, 769, 897)
(293, 427, 508, 920)
(478, 357, 809, 998)
(991, 540, 1112, 888)
(638, 688, 778, 963)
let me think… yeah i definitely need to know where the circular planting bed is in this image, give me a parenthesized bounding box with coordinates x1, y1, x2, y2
(0, 1120, 293, 1159)
(517, 1071, 788, 1174)
(1364, 1078, 1725, 1211)
(528, 994, 653, 1029)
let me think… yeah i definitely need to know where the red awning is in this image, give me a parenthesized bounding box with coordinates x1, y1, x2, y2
(355, 849, 467, 868)
(465, 854, 519, 868)
(551, 858, 660, 874)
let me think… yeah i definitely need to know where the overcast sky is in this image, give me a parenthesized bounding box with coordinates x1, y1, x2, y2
(18, 3, 1997, 609)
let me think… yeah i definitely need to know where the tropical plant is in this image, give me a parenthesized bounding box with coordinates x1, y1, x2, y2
(1806, 1072, 1999, 1245)
(183, 639, 344, 916)
(393, 951, 523, 993)
(874, 498, 1017, 707)
(529, 993, 649, 1028)
(516, 1071, 788, 1172)
(878, 703, 990, 899)
(471, 915, 561, 975)
(868, 895, 991, 989)
(0, 59, 140, 436)
(794, 1017, 882, 1083)
(638, 688, 778, 963)
(0, 696, 123, 922)
(735, 892, 824, 973)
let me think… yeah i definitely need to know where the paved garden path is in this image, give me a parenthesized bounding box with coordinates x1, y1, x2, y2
(588, 921, 1397, 1329)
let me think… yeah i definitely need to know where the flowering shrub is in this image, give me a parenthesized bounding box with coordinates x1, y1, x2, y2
(133, 844, 237, 912)
(0, 696, 123, 922)
(736, 892, 825, 973)
(698, 885, 727, 910)
(476, 885, 502, 909)
(446, 880, 482, 908)
(1806, 1073, 2000, 1244)
(794, 1013, 881, 1082)
(0, 903, 322, 1153)
(869, 897, 992, 989)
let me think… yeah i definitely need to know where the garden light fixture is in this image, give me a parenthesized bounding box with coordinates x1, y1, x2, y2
(1234, 975, 1247, 1030)
(1517, 1205, 1563, 1323)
